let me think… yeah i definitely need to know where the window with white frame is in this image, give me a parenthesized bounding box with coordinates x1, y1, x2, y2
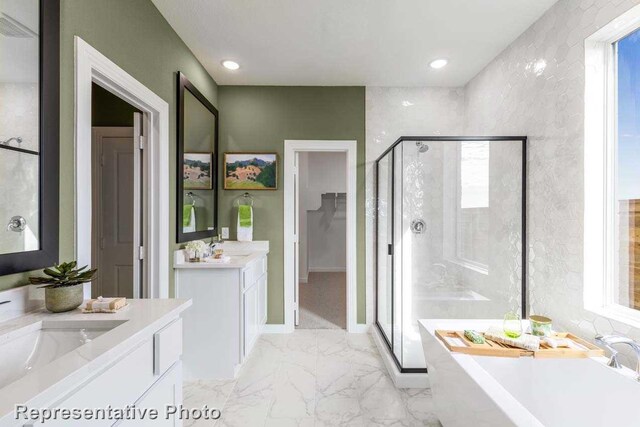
(584, 7, 640, 325)
(456, 141, 490, 268)
(613, 29, 640, 311)
(443, 141, 490, 274)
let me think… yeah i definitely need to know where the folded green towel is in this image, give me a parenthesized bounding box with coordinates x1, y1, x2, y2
(238, 205, 252, 227)
(183, 205, 193, 227)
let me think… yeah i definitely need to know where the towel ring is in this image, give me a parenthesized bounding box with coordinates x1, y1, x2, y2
(234, 192, 254, 207)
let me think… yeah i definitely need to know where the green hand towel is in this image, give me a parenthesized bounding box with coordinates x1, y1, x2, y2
(183, 205, 193, 227)
(238, 205, 252, 228)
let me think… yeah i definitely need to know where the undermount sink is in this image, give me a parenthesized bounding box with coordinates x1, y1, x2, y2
(0, 319, 126, 389)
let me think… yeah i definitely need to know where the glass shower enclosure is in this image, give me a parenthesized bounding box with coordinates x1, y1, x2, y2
(375, 136, 527, 372)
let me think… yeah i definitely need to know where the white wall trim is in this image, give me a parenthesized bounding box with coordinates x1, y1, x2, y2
(350, 323, 370, 334)
(262, 324, 290, 334)
(284, 140, 359, 333)
(75, 37, 170, 298)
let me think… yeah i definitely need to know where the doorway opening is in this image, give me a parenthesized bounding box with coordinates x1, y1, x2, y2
(297, 152, 348, 329)
(75, 37, 170, 299)
(284, 140, 358, 333)
(91, 83, 144, 298)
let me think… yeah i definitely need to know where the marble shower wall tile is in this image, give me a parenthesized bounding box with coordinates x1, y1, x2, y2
(0, 83, 40, 254)
(463, 0, 640, 355)
(365, 0, 640, 366)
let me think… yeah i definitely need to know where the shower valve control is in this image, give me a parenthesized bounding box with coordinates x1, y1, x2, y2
(411, 219, 426, 234)
(6, 216, 26, 232)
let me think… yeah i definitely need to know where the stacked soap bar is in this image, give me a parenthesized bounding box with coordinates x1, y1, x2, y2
(83, 297, 127, 313)
(484, 326, 540, 351)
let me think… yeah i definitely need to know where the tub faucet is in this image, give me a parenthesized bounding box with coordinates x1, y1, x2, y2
(595, 334, 640, 380)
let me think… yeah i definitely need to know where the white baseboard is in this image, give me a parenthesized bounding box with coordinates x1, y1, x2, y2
(371, 326, 430, 389)
(308, 267, 347, 273)
(262, 324, 292, 334)
(299, 276, 308, 284)
(349, 323, 370, 334)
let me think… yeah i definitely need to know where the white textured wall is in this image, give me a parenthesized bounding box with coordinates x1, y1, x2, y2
(365, 0, 640, 363)
(464, 0, 640, 346)
(0, 83, 39, 254)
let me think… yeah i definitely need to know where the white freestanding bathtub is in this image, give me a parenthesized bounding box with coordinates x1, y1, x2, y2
(419, 319, 640, 427)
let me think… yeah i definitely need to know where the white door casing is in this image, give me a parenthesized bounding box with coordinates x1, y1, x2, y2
(293, 151, 300, 326)
(132, 112, 144, 297)
(75, 37, 169, 298)
(284, 140, 360, 333)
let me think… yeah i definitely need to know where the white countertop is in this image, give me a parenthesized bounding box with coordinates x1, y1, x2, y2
(173, 241, 269, 269)
(0, 298, 191, 421)
(174, 250, 268, 269)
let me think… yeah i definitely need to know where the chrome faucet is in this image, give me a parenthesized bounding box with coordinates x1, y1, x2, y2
(595, 334, 640, 380)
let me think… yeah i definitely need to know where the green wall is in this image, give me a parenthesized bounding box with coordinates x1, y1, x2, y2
(218, 86, 366, 324)
(0, 0, 218, 292)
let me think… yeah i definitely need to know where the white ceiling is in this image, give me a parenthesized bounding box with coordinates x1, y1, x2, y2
(151, 0, 558, 87)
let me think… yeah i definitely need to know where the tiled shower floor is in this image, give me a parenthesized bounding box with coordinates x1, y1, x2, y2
(183, 329, 441, 426)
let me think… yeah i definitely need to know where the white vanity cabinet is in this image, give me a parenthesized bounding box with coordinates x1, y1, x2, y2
(0, 298, 191, 427)
(38, 319, 184, 427)
(174, 241, 269, 380)
(242, 255, 268, 357)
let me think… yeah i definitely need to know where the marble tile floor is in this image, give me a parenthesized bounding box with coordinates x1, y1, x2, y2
(183, 330, 441, 427)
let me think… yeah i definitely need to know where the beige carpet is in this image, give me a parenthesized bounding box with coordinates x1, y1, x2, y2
(298, 272, 346, 329)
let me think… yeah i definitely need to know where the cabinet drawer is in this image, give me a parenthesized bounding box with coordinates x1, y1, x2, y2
(242, 256, 267, 290)
(154, 319, 182, 376)
(45, 341, 154, 426)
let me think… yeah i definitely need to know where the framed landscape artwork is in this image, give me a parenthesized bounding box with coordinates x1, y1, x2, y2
(224, 153, 277, 190)
(183, 152, 213, 190)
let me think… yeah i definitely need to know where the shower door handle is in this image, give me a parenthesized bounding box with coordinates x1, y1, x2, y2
(388, 244, 393, 256)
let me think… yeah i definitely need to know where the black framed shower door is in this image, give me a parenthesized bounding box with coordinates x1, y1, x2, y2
(374, 136, 528, 374)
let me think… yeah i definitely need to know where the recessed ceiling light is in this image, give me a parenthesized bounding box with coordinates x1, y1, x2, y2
(222, 60, 240, 70)
(429, 59, 448, 69)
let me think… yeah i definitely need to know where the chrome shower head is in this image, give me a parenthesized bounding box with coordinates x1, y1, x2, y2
(416, 142, 429, 153)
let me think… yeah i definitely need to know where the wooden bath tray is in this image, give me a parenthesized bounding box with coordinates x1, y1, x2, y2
(435, 330, 605, 359)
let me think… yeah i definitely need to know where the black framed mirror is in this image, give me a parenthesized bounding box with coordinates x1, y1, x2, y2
(0, 0, 59, 276)
(176, 72, 219, 243)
